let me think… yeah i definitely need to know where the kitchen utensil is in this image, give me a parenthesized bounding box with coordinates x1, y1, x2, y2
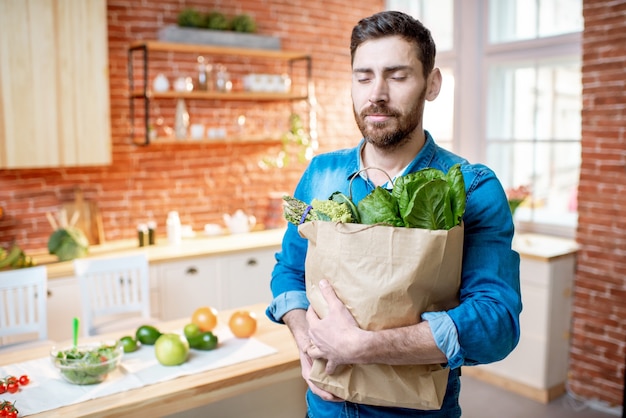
(73, 317, 79, 348)
(62, 188, 104, 245)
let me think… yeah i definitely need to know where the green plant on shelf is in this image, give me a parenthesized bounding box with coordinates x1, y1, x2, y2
(260, 113, 314, 169)
(177, 8, 256, 33)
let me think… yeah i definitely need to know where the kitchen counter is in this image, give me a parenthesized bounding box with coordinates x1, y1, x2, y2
(1, 303, 305, 417)
(512, 232, 578, 261)
(36, 228, 286, 279)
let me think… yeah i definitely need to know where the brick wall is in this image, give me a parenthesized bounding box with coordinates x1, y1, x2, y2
(567, 0, 626, 407)
(0, 0, 381, 250)
(1, 0, 624, 408)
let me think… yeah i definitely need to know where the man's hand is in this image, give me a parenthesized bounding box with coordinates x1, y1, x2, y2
(306, 279, 368, 374)
(282, 308, 342, 402)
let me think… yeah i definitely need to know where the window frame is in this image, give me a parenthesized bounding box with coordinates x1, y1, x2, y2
(387, 0, 582, 238)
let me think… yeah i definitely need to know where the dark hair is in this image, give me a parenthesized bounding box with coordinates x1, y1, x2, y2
(350, 11, 436, 78)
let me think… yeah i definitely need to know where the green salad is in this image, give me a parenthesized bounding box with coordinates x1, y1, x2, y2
(52, 343, 122, 385)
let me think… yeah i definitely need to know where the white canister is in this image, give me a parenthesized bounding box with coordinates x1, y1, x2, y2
(166, 211, 182, 245)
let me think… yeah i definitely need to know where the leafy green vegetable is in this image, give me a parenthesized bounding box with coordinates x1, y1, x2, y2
(47, 227, 89, 261)
(283, 164, 466, 230)
(356, 187, 403, 226)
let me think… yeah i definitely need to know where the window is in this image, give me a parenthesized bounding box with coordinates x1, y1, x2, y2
(386, 0, 582, 237)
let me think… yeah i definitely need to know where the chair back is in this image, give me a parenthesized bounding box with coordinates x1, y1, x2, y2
(0, 266, 48, 343)
(74, 252, 151, 337)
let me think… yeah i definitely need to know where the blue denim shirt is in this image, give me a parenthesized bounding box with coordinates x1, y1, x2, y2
(266, 132, 522, 416)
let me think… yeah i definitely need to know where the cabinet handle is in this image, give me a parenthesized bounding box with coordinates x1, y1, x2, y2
(247, 258, 258, 266)
(186, 266, 198, 275)
(47, 290, 52, 298)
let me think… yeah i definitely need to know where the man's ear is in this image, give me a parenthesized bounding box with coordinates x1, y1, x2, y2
(425, 67, 442, 101)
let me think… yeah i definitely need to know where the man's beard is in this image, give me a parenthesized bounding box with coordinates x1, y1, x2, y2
(354, 90, 426, 151)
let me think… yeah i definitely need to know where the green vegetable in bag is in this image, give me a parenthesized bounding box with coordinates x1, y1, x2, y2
(283, 164, 466, 230)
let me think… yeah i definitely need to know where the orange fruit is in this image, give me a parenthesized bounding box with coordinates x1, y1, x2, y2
(228, 310, 257, 338)
(191, 306, 218, 332)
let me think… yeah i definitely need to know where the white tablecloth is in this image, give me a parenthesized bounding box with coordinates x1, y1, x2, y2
(0, 326, 277, 416)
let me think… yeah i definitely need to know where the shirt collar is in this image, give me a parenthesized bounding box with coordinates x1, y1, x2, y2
(351, 131, 437, 189)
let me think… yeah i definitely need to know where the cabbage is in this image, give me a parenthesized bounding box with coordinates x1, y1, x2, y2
(48, 227, 89, 261)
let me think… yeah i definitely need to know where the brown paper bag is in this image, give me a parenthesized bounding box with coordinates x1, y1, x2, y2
(299, 221, 464, 410)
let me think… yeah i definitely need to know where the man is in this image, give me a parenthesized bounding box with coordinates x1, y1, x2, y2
(266, 10, 522, 417)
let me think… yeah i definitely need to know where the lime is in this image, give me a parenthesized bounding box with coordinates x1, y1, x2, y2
(187, 331, 218, 351)
(183, 323, 201, 340)
(136, 325, 162, 345)
(120, 335, 139, 353)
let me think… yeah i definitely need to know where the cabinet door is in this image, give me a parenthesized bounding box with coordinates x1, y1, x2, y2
(158, 257, 221, 321)
(47, 277, 82, 342)
(0, 0, 111, 168)
(219, 247, 279, 310)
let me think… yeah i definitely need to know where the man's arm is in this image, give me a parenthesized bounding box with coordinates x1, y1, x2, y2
(306, 279, 447, 375)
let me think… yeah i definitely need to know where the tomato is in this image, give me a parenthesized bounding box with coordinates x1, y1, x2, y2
(228, 310, 257, 338)
(5, 411, 16, 418)
(0, 409, 6, 417)
(19, 374, 29, 385)
(5, 377, 16, 385)
(191, 306, 218, 332)
(0, 382, 6, 394)
(6, 382, 18, 394)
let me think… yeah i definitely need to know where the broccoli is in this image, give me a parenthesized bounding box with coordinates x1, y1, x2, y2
(310, 199, 353, 223)
(283, 195, 354, 225)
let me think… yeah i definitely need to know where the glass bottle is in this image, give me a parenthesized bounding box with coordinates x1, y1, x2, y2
(174, 99, 189, 140)
(197, 56, 208, 91)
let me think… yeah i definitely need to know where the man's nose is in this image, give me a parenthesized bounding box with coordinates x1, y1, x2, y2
(369, 79, 389, 103)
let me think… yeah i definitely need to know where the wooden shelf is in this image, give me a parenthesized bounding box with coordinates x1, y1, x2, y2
(134, 136, 281, 146)
(131, 90, 308, 101)
(128, 40, 313, 145)
(129, 40, 310, 61)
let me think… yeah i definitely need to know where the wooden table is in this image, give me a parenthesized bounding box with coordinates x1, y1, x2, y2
(1, 304, 304, 417)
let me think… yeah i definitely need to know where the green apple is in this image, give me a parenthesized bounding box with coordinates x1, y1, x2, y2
(154, 333, 189, 366)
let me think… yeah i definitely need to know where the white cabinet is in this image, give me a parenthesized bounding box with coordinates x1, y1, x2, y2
(465, 234, 578, 403)
(156, 257, 221, 321)
(153, 246, 280, 320)
(47, 277, 82, 342)
(219, 248, 278, 310)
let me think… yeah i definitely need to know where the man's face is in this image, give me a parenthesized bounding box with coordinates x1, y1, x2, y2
(351, 36, 431, 150)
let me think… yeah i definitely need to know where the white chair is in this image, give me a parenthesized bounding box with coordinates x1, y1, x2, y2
(0, 265, 52, 351)
(73, 252, 156, 337)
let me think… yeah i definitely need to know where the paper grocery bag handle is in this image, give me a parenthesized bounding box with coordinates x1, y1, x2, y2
(349, 167, 394, 201)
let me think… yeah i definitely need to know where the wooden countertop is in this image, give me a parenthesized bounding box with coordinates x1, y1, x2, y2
(513, 233, 578, 261)
(37, 228, 286, 279)
(1, 303, 300, 418)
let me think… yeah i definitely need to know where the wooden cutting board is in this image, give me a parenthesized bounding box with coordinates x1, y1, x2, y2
(62, 189, 104, 245)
